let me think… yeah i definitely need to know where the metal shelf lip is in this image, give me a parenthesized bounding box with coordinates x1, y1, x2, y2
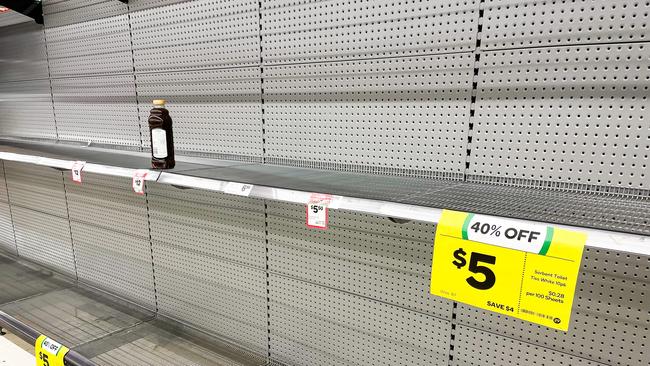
(0, 152, 74, 170)
(0, 141, 648, 256)
(157, 172, 227, 192)
(84, 163, 160, 180)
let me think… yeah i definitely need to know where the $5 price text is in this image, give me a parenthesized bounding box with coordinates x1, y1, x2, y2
(452, 248, 497, 290)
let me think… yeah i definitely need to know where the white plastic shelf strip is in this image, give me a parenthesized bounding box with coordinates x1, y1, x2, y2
(0, 150, 646, 257)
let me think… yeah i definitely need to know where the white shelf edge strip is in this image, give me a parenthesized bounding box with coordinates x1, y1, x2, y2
(84, 163, 160, 180)
(0, 152, 647, 255)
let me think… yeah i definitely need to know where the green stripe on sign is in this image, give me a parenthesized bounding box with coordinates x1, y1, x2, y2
(461, 213, 474, 240)
(539, 226, 554, 255)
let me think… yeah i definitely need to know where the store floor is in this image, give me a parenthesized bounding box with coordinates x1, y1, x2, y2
(0, 333, 34, 365)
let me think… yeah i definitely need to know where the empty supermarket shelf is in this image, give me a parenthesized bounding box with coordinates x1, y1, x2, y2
(0, 252, 270, 366)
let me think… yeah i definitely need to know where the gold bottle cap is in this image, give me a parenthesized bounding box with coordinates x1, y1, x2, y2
(152, 99, 166, 106)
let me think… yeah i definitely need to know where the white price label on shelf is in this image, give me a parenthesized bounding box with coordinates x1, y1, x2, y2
(223, 182, 253, 197)
(306, 193, 332, 230)
(132, 170, 148, 195)
(71, 161, 86, 183)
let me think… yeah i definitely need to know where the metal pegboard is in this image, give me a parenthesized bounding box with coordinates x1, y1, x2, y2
(264, 54, 473, 178)
(0, 22, 49, 82)
(469, 43, 650, 191)
(451, 325, 608, 366)
(4, 162, 68, 218)
(147, 183, 266, 269)
(266, 200, 453, 318)
(70, 221, 156, 310)
(152, 241, 268, 355)
(43, 0, 127, 28)
(129, 0, 260, 73)
(269, 274, 451, 366)
(0, 162, 12, 254)
(51, 75, 141, 147)
(129, 0, 192, 12)
(45, 14, 133, 77)
(135, 68, 263, 159)
(0, 79, 57, 140)
(455, 247, 650, 366)
(10, 206, 75, 276)
(0, 161, 8, 203)
(261, 0, 479, 64)
(64, 173, 150, 240)
(0, 201, 16, 255)
(482, 0, 650, 50)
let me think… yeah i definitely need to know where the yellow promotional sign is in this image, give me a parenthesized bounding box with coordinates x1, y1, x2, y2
(35, 335, 69, 366)
(430, 210, 586, 331)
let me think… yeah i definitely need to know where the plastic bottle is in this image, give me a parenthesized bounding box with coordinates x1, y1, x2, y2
(148, 99, 175, 169)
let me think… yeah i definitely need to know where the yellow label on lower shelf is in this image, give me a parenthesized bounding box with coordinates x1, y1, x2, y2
(430, 210, 587, 331)
(35, 335, 69, 366)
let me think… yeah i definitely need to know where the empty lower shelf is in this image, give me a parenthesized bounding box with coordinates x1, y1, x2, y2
(0, 252, 269, 366)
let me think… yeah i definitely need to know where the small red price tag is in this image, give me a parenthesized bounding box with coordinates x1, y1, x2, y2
(132, 170, 148, 195)
(71, 161, 86, 184)
(306, 193, 332, 230)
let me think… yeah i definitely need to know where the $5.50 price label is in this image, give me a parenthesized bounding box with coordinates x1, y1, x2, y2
(35, 335, 69, 366)
(430, 210, 586, 331)
(306, 193, 332, 229)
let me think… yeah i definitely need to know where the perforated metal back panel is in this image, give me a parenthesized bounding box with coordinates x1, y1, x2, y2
(3, 162, 74, 275)
(0, 201, 14, 255)
(267, 201, 453, 363)
(146, 183, 268, 354)
(482, 0, 650, 50)
(469, 43, 650, 190)
(260, 0, 479, 63)
(0, 162, 16, 254)
(70, 221, 156, 309)
(129, 0, 260, 73)
(4, 162, 68, 218)
(51, 75, 141, 146)
(0, 79, 57, 139)
(129, 0, 192, 12)
(64, 173, 150, 239)
(0, 22, 54, 141)
(452, 325, 609, 366)
(0, 23, 49, 82)
(136, 68, 263, 159)
(43, 0, 128, 28)
(267, 201, 451, 317)
(270, 274, 451, 366)
(44, 14, 132, 77)
(264, 54, 473, 178)
(9, 206, 75, 276)
(455, 247, 650, 366)
(63, 172, 155, 309)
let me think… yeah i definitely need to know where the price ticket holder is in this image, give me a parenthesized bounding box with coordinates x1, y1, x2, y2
(306, 193, 333, 229)
(35, 335, 70, 366)
(430, 210, 587, 331)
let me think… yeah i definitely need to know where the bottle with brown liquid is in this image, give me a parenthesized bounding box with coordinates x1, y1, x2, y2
(148, 99, 175, 169)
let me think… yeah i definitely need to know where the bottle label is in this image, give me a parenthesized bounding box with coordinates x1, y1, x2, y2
(151, 128, 168, 158)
